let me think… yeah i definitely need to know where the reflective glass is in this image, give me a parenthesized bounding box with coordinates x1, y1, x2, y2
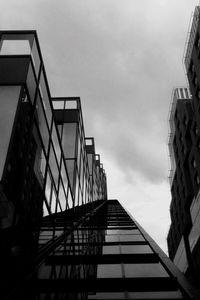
(31, 39, 41, 76)
(65, 100, 77, 109)
(39, 71, 52, 127)
(52, 122, 61, 167)
(97, 264, 122, 278)
(116, 229, 140, 235)
(26, 63, 36, 104)
(43, 200, 49, 217)
(121, 245, 152, 254)
(0, 39, 30, 55)
(127, 291, 183, 299)
(124, 263, 169, 278)
(51, 186, 57, 213)
(58, 182, 66, 211)
(0, 86, 21, 179)
(62, 123, 77, 158)
(66, 159, 75, 190)
(35, 93, 49, 153)
(33, 126, 46, 187)
(119, 235, 145, 242)
(105, 235, 119, 242)
(103, 245, 120, 254)
(45, 171, 52, 205)
(88, 292, 126, 299)
(49, 144, 59, 191)
(52, 100, 65, 110)
(67, 190, 73, 209)
(60, 159, 69, 196)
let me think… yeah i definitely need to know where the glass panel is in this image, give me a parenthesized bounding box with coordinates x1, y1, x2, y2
(127, 291, 183, 299)
(39, 71, 52, 127)
(105, 235, 119, 242)
(61, 159, 69, 196)
(97, 264, 122, 278)
(0, 86, 21, 179)
(31, 39, 41, 76)
(35, 93, 49, 154)
(53, 100, 65, 110)
(33, 126, 46, 188)
(0, 39, 30, 54)
(52, 122, 61, 166)
(51, 186, 57, 214)
(67, 189, 73, 209)
(116, 229, 140, 235)
(103, 245, 120, 254)
(26, 63, 36, 104)
(88, 292, 126, 299)
(65, 100, 77, 109)
(121, 245, 152, 254)
(58, 182, 66, 211)
(88, 154, 93, 175)
(106, 229, 136, 235)
(49, 144, 59, 191)
(119, 235, 145, 242)
(43, 200, 49, 217)
(62, 123, 77, 158)
(66, 159, 75, 190)
(45, 171, 52, 205)
(124, 263, 169, 278)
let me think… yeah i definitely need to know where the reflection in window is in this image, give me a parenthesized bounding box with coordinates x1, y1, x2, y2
(66, 159, 75, 190)
(124, 263, 169, 278)
(105, 235, 119, 242)
(35, 93, 49, 153)
(49, 144, 59, 191)
(121, 245, 152, 254)
(97, 264, 122, 278)
(115, 229, 140, 235)
(62, 123, 77, 158)
(127, 291, 183, 299)
(103, 245, 120, 254)
(26, 63, 36, 104)
(33, 126, 46, 188)
(60, 159, 69, 196)
(39, 71, 52, 127)
(58, 182, 66, 211)
(52, 122, 61, 167)
(88, 292, 126, 299)
(119, 235, 145, 242)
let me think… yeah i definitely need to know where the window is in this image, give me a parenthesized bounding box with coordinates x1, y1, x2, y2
(192, 158, 197, 168)
(196, 175, 200, 185)
(124, 263, 169, 278)
(97, 264, 122, 278)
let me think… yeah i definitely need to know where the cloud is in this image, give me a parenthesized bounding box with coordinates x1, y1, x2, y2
(0, 0, 198, 251)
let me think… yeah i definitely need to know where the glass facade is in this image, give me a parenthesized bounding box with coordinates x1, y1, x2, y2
(0, 31, 198, 299)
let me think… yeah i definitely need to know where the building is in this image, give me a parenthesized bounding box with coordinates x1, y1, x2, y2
(167, 6, 200, 285)
(0, 31, 199, 299)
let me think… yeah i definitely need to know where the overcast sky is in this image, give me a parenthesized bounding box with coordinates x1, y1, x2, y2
(0, 0, 199, 252)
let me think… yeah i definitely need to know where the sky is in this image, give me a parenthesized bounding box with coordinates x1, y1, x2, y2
(0, 0, 199, 252)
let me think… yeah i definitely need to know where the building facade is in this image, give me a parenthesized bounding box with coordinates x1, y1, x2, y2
(167, 6, 200, 285)
(0, 31, 199, 299)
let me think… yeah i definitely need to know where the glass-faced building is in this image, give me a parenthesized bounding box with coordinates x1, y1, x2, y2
(167, 6, 200, 286)
(0, 31, 199, 299)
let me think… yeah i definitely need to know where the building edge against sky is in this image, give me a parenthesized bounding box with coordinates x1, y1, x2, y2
(167, 5, 200, 285)
(0, 31, 199, 299)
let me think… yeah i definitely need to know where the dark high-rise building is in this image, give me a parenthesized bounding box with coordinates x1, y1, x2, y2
(167, 6, 200, 284)
(0, 31, 199, 299)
